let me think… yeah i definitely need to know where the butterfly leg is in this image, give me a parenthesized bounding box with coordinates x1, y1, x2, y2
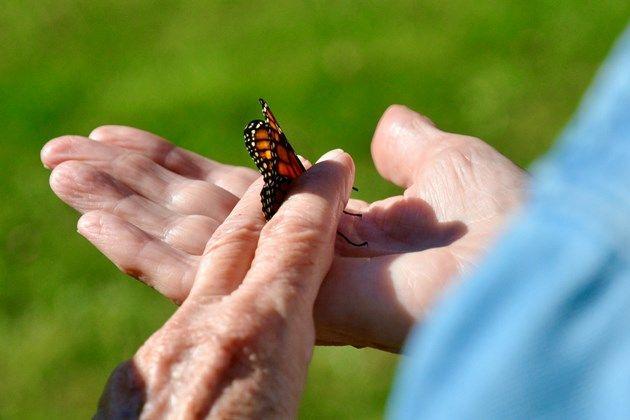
(337, 231, 368, 247)
(345, 185, 362, 217)
(341, 204, 365, 245)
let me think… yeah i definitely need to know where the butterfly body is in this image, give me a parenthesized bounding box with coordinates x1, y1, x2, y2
(244, 99, 306, 220)
(243, 99, 367, 247)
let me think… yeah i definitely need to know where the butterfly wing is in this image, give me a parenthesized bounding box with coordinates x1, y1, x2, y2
(259, 98, 306, 176)
(259, 98, 283, 135)
(244, 99, 367, 247)
(259, 177, 293, 219)
(243, 106, 305, 220)
(244, 119, 278, 181)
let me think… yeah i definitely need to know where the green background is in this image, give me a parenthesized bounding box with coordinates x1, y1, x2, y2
(1, 1, 628, 418)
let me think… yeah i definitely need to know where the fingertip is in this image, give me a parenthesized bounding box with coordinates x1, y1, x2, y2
(376, 104, 436, 135)
(78, 210, 124, 239)
(281, 149, 353, 219)
(374, 105, 408, 139)
(297, 154, 312, 168)
(49, 160, 100, 194)
(89, 125, 165, 146)
(77, 211, 106, 236)
(316, 149, 355, 196)
(373, 105, 438, 152)
(40, 140, 56, 169)
(48, 160, 77, 193)
(371, 104, 441, 187)
(89, 125, 122, 141)
(338, 152, 356, 197)
(40, 135, 80, 169)
(317, 149, 354, 170)
(90, 125, 149, 143)
(316, 148, 344, 163)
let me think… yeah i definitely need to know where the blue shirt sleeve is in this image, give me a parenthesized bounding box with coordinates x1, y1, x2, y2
(388, 25, 630, 420)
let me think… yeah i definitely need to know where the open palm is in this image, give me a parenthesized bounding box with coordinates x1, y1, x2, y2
(42, 105, 526, 352)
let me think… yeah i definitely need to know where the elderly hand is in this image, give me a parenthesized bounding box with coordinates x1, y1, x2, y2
(42, 105, 527, 352)
(94, 149, 353, 418)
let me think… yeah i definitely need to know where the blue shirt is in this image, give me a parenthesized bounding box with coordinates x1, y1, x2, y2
(388, 26, 630, 419)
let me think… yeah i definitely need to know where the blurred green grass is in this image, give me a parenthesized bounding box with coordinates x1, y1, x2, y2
(0, 1, 627, 418)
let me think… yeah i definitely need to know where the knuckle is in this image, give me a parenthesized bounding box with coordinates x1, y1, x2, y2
(441, 142, 482, 172)
(114, 152, 153, 173)
(220, 300, 288, 345)
(164, 215, 217, 252)
(265, 206, 331, 245)
(268, 204, 316, 231)
(170, 180, 211, 207)
(161, 143, 180, 165)
(231, 166, 258, 180)
(89, 125, 113, 138)
(166, 214, 216, 237)
(185, 179, 210, 194)
(204, 220, 260, 255)
(412, 113, 437, 129)
(260, 220, 324, 265)
(440, 132, 482, 149)
(116, 261, 144, 281)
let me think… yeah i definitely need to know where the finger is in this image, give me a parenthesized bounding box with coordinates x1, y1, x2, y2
(41, 135, 120, 169)
(89, 125, 259, 196)
(300, 153, 369, 247)
(188, 177, 266, 299)
(109, 153, 238, 221)
(315, 248, 459, 352)
(244, 150, 355, 306)
(300, 154, 368, 218)
(50, 161, 218, 255)
(43, 135, 239, 221)
(370, 104, 445, 188)
(78, 211, 198, 304)
(298, 154, 364, 214)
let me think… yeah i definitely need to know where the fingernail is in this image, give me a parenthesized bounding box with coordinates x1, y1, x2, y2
(317, 149, 344, 163)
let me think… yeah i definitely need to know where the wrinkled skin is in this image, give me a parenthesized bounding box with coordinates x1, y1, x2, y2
(92, 150, 356, 418)
(42, 105, 527, 353)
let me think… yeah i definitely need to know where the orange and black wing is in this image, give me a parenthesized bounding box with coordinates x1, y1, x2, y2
(243, 99, 367, 247)
(243, 104, 305, 220)
(259, 98, 306, 177)
(244, 119, 278, 181)
(259, 98, 283, 136)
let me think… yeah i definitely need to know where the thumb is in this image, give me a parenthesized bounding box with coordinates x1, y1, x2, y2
(370, 105, 445, 188)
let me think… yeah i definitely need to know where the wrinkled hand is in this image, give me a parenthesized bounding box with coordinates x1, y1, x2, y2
(94, 150, 353, 418)
(42, 105, 527, 352)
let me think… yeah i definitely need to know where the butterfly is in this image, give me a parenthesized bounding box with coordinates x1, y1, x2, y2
(243, 98, 367, 247)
